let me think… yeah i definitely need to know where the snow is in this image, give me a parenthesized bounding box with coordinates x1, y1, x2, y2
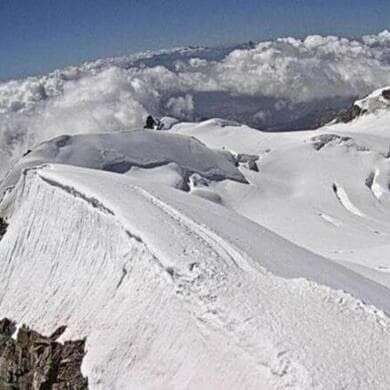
(125, 162, 186, 189)
(159, 116, 180, 130)
(355, 86, 390, 113)
(0, 129, 245, 194)
(332, 182, 365, 217)
(0, 163, 389, 389)
(0, 44, 390, 388)
(171, 110, 390, 284)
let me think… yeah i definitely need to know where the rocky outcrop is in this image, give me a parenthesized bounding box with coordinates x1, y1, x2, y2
(0, 318, 88, 389)
(334, 87, 390, 124)
(311, 134, 352, 150)
(333, 104, 362, 124)
(381, 88, 390, 100)
(236, 153, 260, 172)
(0, 218, 7, 241)
(310, 134, 369, 152)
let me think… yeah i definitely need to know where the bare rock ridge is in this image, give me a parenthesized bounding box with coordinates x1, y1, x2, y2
(335, 87, 390, 124)
(0, 318, 88, 389)
(382, 89, 390, 100)
(334, 104, 362, 124)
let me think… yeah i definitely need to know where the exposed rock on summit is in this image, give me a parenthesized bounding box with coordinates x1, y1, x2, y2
(310, 134, 369, 152)
(0, 318, 88, 389)
(334, 105, 362, 124)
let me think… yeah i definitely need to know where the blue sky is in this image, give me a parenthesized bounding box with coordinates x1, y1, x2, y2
(0, 0, 389, 81)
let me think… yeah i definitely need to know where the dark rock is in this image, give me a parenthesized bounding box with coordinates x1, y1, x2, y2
(334, 104, 362, 123)
(248, 160, 259, 172)
(311, 134, 369, 152)
(0, 318, 88, 389)
(236, 153, 260, 173)
(144, 115, 156, 129)
(0, 218, 8, 241)
(382, 89, 390, 100)
(0, 319, 16, 337)
(365, 172, 375, 189)
(236, 154, 259, 164)
(50, 326, 67, 342)
(311, 134, 352, 150)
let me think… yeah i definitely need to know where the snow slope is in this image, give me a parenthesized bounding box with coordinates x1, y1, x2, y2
(0, 129, 245, 194)
(171, 102, 390, 286)
(0, 164, 389, 389)
(0, 84, 390, 388)
(355, 86, 390, 114)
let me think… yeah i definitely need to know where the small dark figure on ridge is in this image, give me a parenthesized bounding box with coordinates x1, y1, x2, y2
(144, 115, 156, 129)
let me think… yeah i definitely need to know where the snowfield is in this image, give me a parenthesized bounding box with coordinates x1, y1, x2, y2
(0, 164, 389, 389)
(0, 63, 390, 387)
(171, 98, 390, 286)
(0, 129, 245, 194)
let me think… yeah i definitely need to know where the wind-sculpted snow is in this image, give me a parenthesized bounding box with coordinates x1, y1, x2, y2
(0, 164, 389, 389)
(172, 108, 390, 285)
(1, 31, 390, 168)
(0, 130, 245, 195)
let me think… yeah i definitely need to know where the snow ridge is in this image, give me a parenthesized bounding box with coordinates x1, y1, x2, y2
(39, 175, 115, 216)
(0, 130, 246, 196)
(1, 164, 389, 389)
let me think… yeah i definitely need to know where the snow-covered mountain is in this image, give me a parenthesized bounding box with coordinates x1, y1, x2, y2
(0, 83, 389, 388)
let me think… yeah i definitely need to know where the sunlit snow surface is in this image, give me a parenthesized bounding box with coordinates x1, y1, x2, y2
(0, 129, 245, 194)
(0, 163, 389, 389)
(172, 108, 390, 282)
(0, 87, 390, 387)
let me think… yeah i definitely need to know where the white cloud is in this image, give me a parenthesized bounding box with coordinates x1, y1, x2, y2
(362, 30, 390, 45)
(166, 94, 194, 119)
(1, 31, 390, 166)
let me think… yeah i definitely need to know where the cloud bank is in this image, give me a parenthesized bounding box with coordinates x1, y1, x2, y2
(1, 31, 390, 171)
